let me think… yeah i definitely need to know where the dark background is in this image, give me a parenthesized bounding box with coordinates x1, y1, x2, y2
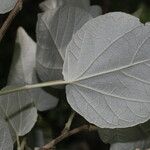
(0, 0, 150, 150)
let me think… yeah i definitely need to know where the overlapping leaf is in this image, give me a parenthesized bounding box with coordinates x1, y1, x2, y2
(63, 12, 150, 128)
(8, 27, 58, 111)
(0, 86, 37, 137)
(110, 137, 150, 150)
(36, 6, 92, 82)
(0, 0, 17, 14)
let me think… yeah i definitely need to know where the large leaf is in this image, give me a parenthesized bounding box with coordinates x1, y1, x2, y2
(110, 137, 150, 150)
(0, 0, 17, 14)
(63, 12, 150, 128)
(0, 118, 13, 150)
(8, 27, 58, 111)
(36, 6, 92, 82)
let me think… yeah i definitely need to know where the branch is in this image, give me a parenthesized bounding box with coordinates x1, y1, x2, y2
(40, 124, 98, 150)
(0, 0, 23, 42)
(0, 80, 67, 96)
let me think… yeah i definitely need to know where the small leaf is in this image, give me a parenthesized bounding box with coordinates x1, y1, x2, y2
(36, 6, 92, 82)
(0, 0, 17, 14)
(63, 12, 150, 128)
(110, 137, 150, 150)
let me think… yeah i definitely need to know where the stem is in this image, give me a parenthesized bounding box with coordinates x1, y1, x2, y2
(62, 111, 75, 134)
(0, 0, 23, 42)
(17, 136, 21, 150)
(0, 80, 67, 96)
(40, 125, 98, 150)
(20, 138, 27, 150)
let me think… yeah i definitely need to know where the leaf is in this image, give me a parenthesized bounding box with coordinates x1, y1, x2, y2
(39, 0, 90, 11)
(8, 27, 58, 111)
(0, 0, 17, 14)
(36, 6, 92, 82)
(0, 118, 13, 150)
(110, 137, 150, 150)
(88, 5, 102, 17)
(98, 125, 148, 144)
(39, 0, 63, 12)
(0, 86, 37, 137)
(8, 27, 36, 85)
(63, 12, 150, 128)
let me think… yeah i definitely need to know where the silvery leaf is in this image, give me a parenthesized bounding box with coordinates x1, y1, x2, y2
(0, 0, 17, 14)
(8, 27, 58, 111)
(110, 137, 150, 150)
(8, 27, 36, 85)
(0, 86, 37, 136)
(63, 12, 150, 128)
(36, 6, 92, 82)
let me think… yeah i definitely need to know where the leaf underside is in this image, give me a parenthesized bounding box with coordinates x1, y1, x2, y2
(63, 12, 150, 128)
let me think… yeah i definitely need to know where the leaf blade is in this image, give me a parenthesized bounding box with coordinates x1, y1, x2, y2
(36, 6, 92, 82)
(63, 12, 150, 128)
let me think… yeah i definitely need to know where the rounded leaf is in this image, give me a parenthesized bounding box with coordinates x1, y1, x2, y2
(63, 12, 150, 128)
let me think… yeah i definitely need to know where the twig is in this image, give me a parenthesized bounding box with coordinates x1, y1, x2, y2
(40, 124, 98, 150)
(62, 111, 75, 134)
(0, 0, 23, 42)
